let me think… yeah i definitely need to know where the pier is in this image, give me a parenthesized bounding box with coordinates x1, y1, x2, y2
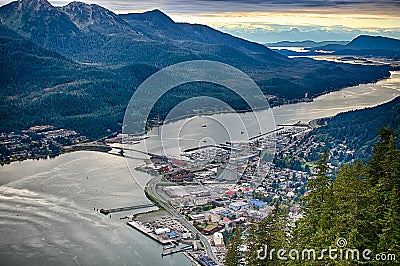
(127, 221, 173, 245)
(277, 124, 310, 128)
(183, 144, 234, 153)
(248, 127, 284, 140)
(100, 204, 155, 215)
(162, 244, 193, 257)
(183, 144, 240, 153)
(163, 243, 176, 250)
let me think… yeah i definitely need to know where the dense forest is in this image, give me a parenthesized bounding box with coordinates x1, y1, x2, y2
(0, 0, 394, 139)
(0, 32, 391, 139)
(226, 128, 399, 265)
(306, 97, 400, 163)
(272, 97, 399, 172)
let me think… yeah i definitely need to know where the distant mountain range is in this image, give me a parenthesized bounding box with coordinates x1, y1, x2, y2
(271, 35, 400, 59)
(266, 40, 348, 48)
(0, 0, 393, 138)
(314, 35, 400, 52)
(0, 0, 283, 66)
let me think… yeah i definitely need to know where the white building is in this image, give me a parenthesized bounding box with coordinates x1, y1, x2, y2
(190, 214, 205, 220)
(213, 232, 224, 247)
(182, 232, 192, 239)
(155, 227, 170, 235)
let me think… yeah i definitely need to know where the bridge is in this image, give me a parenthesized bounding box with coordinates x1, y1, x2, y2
(115, 147, 169, 159)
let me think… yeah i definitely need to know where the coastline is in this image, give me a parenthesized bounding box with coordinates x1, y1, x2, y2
(0, 150, 193, 266)
(146, 69, 392, 129)
(0, 72, 396, 264)
(2, 70, 399, 166)
(0, 141, 113, 166)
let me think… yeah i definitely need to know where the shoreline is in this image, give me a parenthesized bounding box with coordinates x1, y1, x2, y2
(147, 69, 395, 129)
(2, 70, 399, 166)
(0, 141, 113, 166)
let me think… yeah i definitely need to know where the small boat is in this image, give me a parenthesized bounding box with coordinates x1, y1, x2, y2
(202, 125, 207, 127)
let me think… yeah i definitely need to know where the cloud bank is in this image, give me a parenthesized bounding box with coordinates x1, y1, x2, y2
(0, 0, 398, 42)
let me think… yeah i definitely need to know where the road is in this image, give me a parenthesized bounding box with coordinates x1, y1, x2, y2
(145, 175, 220, 264)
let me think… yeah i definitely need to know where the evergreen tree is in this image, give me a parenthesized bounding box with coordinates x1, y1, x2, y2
(246, 203, 289, 266)
(378, 186, 400, 256)
(225, 228, 243, 266)
(292, 151, 333, 251)
(286, 128, 399, 265)
(366, 127, 400, 256)
(329, 161, 372, 251)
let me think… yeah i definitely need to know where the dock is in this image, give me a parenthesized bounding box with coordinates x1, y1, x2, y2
(100, 204, 155, 215)
(162, 244, 193, 257)
(183, 144, 232, 153)
(127, 221, 172, 245)
(277, 124, 310, 128)
(248, 127, 284, 141)
(163, 243, 176, 250)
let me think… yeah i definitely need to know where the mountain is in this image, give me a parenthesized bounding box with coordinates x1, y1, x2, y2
(335, 35, 400, 51)
(310, 35, 400, 58)
(0, 30, 163, 137)
(0, 0, 285, 67)
(0, 0, 161, 64)
(120, 10, 285, 64)
(0, 0, 85, 51)
(0, 0, 393, 138)
(271, 35, 400, 59)
(60, 2, 136, 34)
(265, 40, 348, 48)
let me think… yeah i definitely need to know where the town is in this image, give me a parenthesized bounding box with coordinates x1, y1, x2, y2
(120, 125, 331, 265)
(0, 125, 87, 164)
(0, 125, 112, 164)
(0, 123, 353, 265)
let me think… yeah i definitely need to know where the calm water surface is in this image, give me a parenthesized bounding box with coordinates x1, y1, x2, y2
(0, 152, 190, 266)
(0, 71, 399, 265)
(142, 71, 400, 158)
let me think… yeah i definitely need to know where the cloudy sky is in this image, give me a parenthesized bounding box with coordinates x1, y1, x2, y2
(1, 0, 399, 42)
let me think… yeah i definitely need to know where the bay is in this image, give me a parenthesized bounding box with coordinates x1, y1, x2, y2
(1, 71, 399, 265)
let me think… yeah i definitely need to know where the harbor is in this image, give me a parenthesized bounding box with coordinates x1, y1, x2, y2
(1, 70, 398, 265)
(127, 220, 173, 245)
(126, 214, 199, 259)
